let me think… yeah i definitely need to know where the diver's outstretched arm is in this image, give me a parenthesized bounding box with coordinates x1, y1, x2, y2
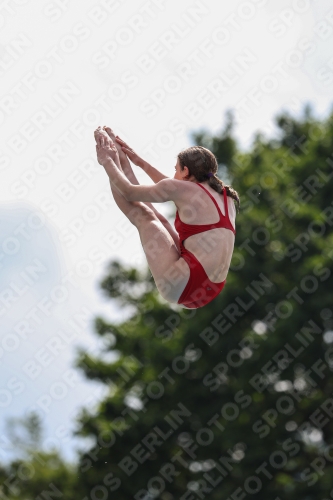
(102, 127, 180, 252)
(115, 136, 169, 183)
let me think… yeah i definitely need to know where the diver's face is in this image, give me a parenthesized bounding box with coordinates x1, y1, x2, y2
(173, 159, 189, 181)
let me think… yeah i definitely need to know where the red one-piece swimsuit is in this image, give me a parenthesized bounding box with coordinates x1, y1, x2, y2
(174, 184, 236, 309)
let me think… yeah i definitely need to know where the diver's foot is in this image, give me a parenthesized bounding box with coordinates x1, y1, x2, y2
(103, 126, 125, 159)
(95, 126, 121, 169)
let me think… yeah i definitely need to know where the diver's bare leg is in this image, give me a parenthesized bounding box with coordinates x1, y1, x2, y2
(103, 126, 180, 252)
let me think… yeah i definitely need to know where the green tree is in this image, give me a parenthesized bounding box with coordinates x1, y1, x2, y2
(0, 413, 77, 499)
(74, 107, 333, 499)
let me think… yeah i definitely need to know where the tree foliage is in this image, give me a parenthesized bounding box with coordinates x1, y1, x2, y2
(0, 413, 76, 499)
(2, 108, 333, 499)
(73, 107, 333, 499)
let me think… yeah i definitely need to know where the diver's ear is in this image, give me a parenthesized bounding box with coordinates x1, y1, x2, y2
(182, 165, 190, 179)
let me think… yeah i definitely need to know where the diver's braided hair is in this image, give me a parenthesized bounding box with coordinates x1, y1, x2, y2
(177, 146, 240, 211)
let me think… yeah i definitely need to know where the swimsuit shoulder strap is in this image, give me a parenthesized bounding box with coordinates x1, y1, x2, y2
(223, 187, 236, 234)
(223, 187, 229, 219)
(197, 184, 223, 222)
(198, 183, 235, 233)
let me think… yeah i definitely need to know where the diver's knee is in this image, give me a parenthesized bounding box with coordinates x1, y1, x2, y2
(128, 203, 156, 227)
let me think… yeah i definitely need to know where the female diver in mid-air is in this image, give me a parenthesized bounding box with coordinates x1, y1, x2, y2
(94, 126, 239, 309)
